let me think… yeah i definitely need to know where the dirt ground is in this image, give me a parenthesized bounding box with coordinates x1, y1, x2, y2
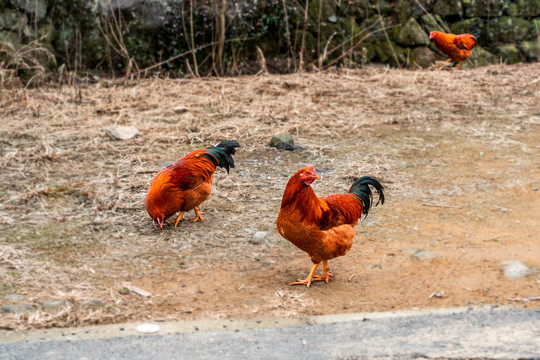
(0, 63, 539, 330)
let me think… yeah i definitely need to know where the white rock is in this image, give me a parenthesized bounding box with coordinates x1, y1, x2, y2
(250, 231, 267, 245)
(136, 323, 160, 334)
(500, 260, 531, 280)
(173, 106, 189, 114)
(106, 125, 139, 140)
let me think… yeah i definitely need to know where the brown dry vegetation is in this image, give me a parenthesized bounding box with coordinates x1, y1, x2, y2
(0, 63, 539, 331)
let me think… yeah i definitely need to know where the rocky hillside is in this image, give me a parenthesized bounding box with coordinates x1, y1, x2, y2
(0, 0, 538, 78)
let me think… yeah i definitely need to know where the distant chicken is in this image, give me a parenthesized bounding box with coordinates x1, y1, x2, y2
(430, 31, 478, 69)
(277, 165, 384, 287)
(145, 141, 240, 229)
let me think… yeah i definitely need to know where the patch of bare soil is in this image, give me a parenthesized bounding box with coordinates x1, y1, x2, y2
(0, 64, 539, 330)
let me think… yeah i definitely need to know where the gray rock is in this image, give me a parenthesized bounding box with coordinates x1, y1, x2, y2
(4, 294, 24, 301)
(410, 46, 438, 68)
(501, 260, 531, 280)
(269, 134, 295, 151)
(249, 231, 267, 245)
(2, 304, 35, 314)
(106, 125, 139, 140)
(413, 250, 441, 261)
(39, 300, 72, 311)
(86, 299, 105, 308)
(12, 0, 47, 21)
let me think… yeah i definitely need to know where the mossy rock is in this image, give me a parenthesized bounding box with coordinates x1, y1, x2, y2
(410, 46, 438, 68)
(532, 18, 540, 36)
(433, 0, 463, 17)
(372, 0, 393, 16)
(361, 38, 381, 63)
(374, 40, 407, 67)
(461, 46, 497, 68)
(336, 0, 374, 19)
(393, 18, 429, 46)
(394, 0, 414, 23)
(411, 0, 434, 19)
(465, 0, 507, 17)
(515, 0, 540, 17)
(361, 15, 393, 40)
(0, 9, 27, 30)
(421, 14, 450, 34)
(487, 17, 531, 43)
(0, 30, 20, 48)
(11, 0, 47, 22)
(491, 44, 524, 63)
(518, 39, 539, 61)
(506, 3, 519, 17)
(450, 18, 483, 36)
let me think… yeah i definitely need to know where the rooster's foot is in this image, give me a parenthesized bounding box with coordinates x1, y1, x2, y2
(190, 207, 205, 222)
(166, 212, 185, 227)
(312, 272, 334, 283)
(290, 263, 320, 288)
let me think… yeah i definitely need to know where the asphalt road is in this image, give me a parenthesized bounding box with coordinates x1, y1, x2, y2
(1, 307, 539, 359)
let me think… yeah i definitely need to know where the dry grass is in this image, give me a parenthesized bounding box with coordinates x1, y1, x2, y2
(0, 63, 539, 331)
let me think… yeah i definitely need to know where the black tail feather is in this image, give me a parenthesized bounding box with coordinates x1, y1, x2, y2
(468, 19, 484, 40)
(347, 176, 385, 218)
(204, 140, 240, 173)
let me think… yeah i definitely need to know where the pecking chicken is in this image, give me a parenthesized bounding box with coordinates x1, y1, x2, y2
(430, 30, 478, 69)
(277, 165, 384, 287)
(145, 140, 240, 229)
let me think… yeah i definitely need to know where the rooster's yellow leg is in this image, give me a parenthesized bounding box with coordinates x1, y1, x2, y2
(444, 58, 453, 62)
(190, 207, 205, 222)
(312, 260, 334, 283)
(457, 62, 462, 69)
(290, 263, 320, 288)
(166, 212, 185, 227)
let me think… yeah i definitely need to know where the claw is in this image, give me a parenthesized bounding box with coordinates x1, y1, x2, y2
(190, 207, 205, 222)
(166, 212, 185, 227)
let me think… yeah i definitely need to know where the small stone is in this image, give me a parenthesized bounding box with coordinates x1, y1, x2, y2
(2, 304, 35, 314)
(250, 231, 267, 245)
(106, 125, 139, 140)
(118, 287, 131, 295)
(173, 106, 189, 114)
(501, 260, 531, 280)
(412, 250, 440, 261)
(269, 134, 295, 151)
(86, 299, 105, 308)
(4, 294, 24, 301)
(39, 300, 71, 311)
(136, 323, 160, 334)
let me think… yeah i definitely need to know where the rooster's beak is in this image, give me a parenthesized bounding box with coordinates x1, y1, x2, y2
(157, 217, 163, 229)
(313, 175, 320, 180)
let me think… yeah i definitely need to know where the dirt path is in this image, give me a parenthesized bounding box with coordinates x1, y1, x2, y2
(0, 64, 539, 330)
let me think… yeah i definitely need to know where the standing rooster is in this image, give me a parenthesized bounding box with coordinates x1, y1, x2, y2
(277, 165, 384, 287)
(430, 30, 479, 69)
(145, 141, 240, 229)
